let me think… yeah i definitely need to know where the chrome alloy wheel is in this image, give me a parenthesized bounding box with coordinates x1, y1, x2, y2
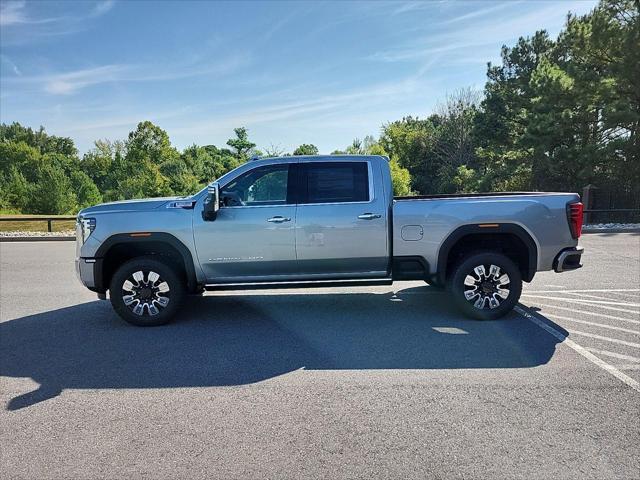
(121, 270, 170, 316)
(463, 264, 510, 310)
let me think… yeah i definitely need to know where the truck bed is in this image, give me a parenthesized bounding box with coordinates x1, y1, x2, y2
(395, 192, 569, 201)
(392, 191, 580, 275)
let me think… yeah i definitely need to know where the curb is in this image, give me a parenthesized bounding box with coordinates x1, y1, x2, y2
(0, 236, 76, 242)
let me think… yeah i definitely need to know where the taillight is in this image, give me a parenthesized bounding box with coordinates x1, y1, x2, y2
(567, 202, 583, 239)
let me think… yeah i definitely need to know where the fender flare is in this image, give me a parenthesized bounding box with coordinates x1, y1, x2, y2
(436, 223, 538, 284)
(94, 232, 198, 293)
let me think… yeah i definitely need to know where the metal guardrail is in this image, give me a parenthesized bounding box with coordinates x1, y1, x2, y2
(583, 208, 640, 224)
(584, 209, 639, 213)
(0, 209, 637, 234)
(0, 216, 76, 232)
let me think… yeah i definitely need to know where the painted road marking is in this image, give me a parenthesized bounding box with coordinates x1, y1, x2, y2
(565, 329, 640, 348)
(543, 313, 640, 335)
(533, 303, 640, 325)
(606, 291, 640, 300)
(524, 289, 640, 294)
(521, 295, 640, 315)
(515, 306, 640, 393)
(585, 348, 640, 363)
(521, 294, 640, 308)
(614, 365, 640, 371)
(565, 291, 631, 302)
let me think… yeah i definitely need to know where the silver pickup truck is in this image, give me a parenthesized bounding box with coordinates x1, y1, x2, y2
(76, 155, 584, 326)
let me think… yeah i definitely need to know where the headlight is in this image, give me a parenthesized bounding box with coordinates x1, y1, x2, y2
(77, 217, 96, 244)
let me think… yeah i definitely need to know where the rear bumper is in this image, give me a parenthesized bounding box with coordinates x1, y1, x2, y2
(553, 246, 584, 273)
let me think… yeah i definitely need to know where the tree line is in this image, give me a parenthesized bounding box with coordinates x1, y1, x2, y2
(1, 0, 637, 215)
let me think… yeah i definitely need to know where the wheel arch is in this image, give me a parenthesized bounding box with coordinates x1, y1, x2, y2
(94, 233, 198, 294)
(436, 223, 538, 285)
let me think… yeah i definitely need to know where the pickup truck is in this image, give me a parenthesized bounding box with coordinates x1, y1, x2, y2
(76, 155, 584, 326)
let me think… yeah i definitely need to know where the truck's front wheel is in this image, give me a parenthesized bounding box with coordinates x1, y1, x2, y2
(448, 252, 522, 320)
(109, 256, 186, 326)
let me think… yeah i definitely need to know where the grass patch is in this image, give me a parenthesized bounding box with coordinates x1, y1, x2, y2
(0, 215, 76, 233)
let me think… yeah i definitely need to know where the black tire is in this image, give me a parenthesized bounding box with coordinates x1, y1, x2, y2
(109, 256, 186, 326)
(448, 252, 522, 320)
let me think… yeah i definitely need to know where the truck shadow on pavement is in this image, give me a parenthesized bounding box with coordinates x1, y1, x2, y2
(0, 286, 566, 410)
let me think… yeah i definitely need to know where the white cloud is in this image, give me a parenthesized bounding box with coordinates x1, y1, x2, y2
(441, 1, 521, 25)
(0, 0, 62, 26)
(0, 54, 22, 75)
(0, 0, 25, 26)
(0, 0, 116, 44)
(91, 1, 116, 17)
(3, 54, 251, 95)
(369, 1, 598, 63)
(44, 65, 129, 94)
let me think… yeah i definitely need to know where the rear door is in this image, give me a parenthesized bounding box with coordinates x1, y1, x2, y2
(295, 159, 389, 278)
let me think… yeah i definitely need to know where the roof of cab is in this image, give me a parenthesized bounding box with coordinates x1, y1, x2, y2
(252, 154, 389, 162)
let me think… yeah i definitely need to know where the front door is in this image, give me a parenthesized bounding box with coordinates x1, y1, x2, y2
(193, 162, 297, 282)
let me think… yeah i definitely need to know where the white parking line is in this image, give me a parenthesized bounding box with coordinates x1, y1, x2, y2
(614, 365, 640, 371)
(532, 303, 640, 325)
(524, 289, 640, 294)
(521, 294, 640, 308)
(566, 330, 640, 348)
(543, 313, 640, 335)
(585, 348, 640, 363)
(515, 306, 640, 393)
(606, 291, 640, 300)
(565, 291, 628, 302)
(521, 295, 640, 315)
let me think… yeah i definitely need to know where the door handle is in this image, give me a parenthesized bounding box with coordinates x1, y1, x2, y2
(267, 216, 291, 223)
(358, 213, 382, 220)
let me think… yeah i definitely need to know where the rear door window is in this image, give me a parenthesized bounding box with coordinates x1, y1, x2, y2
(303, 162, 369, 204)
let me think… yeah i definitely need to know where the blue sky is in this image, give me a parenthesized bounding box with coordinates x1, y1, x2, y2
(1, 0, 598, 154)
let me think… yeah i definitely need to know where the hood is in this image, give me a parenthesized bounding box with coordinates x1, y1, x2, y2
(78, 196, 187, 216)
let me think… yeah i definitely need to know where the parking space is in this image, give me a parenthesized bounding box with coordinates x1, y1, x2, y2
(520, 233, 640, 386)
(0, 234, 638, 479)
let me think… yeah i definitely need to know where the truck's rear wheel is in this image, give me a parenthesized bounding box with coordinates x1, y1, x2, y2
(448, 252, 522, 320)
(109, 256, 185, 326)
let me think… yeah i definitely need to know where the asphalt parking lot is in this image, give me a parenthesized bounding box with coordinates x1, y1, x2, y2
(1, 233, 639, 479)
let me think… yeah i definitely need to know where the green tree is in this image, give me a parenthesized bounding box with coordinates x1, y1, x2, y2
(27, 164, 77, 214)
(337, 136, 413, 196)
(475, 0, 639, 192)
(70, 171, 102, 209)
(293, 143, 319, 155)
(104, 121, 179, 199)
(160, 158, 201, 195)
(380, 116, 440, 194)
(389, 158, 413, 196)
(126, 121, 178, 165)
(226, 127, 256, 159)
(81, 139, 125, 194)
(0, 166, 30, 212)
(431, 89, 481, 193)
(0, 122, 77, 157)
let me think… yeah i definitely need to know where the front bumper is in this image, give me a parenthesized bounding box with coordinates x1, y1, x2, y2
(75, 257, 104, 294)
(553, 246, 584, 273)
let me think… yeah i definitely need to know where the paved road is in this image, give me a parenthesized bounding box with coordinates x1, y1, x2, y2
(1, 234, 639, 479)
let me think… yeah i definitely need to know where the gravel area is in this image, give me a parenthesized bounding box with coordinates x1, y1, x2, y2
(583, 223, 640, 231)
(0, 230, 75, 238)
(1, 224, 638, 239)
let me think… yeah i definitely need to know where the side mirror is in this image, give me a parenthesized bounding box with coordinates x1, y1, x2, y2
(202, 182, 220, 221)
